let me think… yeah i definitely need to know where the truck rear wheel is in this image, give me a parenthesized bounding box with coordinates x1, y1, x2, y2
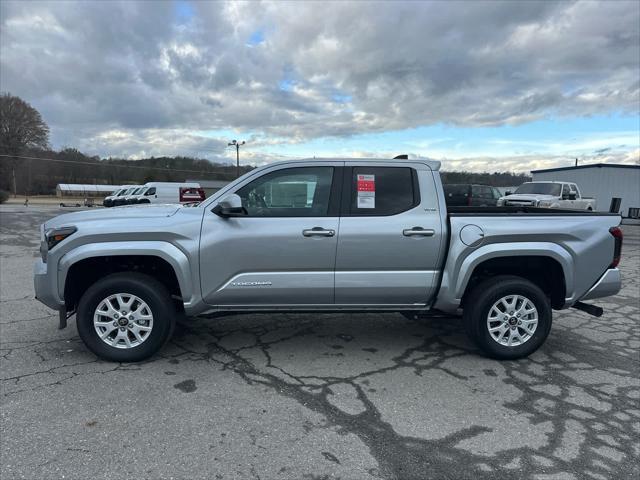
(76, 273, 176, 362)
(463, 275, 552, 360)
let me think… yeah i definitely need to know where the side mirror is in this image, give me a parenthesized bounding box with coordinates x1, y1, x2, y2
(212, 194, 247, 218)
(505, 191, 512, 196)
(568, 193, 577, 200)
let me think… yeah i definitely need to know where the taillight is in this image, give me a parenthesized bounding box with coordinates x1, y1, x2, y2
(609, 227, 623, 268)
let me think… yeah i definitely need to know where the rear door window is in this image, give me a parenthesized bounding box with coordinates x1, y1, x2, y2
(346, 167, 419, 216)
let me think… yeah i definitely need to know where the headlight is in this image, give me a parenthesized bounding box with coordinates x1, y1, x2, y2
(497, 199, 504, 206)
(45, 226, 77, 250)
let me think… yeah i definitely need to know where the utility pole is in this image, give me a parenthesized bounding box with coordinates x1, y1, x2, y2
(227, 139, 245, 178)
(575, 158, 578, 167)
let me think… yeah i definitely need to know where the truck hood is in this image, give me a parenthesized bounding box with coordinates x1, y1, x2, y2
(501, 194, 557, 202)
(44, 204, 182, 229)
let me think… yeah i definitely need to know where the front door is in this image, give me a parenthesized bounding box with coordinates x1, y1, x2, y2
(335, 163, 445, 306)
(200, 164, 341, 307)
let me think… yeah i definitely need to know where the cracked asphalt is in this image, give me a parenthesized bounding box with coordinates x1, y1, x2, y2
(1, 204, 639, 480)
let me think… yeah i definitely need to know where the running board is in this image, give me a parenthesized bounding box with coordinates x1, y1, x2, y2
(572, 301, 603, 317)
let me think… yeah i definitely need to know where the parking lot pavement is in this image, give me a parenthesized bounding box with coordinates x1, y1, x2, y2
(1, 204, 639, 480)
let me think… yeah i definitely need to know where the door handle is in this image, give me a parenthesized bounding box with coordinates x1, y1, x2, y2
(403, 227, 435, 237)
(303, 227, 335, 237)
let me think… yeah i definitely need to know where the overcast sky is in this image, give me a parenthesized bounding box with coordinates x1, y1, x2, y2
(1, 0, 639, 172)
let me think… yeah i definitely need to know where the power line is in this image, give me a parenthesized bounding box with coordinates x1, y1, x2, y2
(0, 154, 239, 176)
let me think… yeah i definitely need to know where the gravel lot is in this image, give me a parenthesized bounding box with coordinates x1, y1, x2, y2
(1, 204, 639, 480)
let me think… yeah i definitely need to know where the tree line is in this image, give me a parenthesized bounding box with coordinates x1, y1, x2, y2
(440, 170, 530, 187)
(1, 147, 252, 196)
(1, 92, 530, 196)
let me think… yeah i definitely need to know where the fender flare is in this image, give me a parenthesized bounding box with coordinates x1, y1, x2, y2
(58, 241, 194, 305)
(435, 242, 573, 313)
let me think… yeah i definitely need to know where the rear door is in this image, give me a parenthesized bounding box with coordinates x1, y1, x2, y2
(335, 162, 445, 306)
(200, 163, 341, 306)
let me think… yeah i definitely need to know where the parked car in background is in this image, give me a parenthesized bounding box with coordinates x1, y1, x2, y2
(112, 186, 141, 206)
(103, 185, 137, 207)
(122, 186, 149, 204)
(498, 181, 596, 210)
(133, 182, 204, 205)
(443, 184, 502, 206)
(35, 158, 622, 363)
(102, 183, 205, 206)
(102, 188, 122, 207)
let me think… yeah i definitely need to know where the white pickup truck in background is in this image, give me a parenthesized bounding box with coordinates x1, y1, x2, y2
(497, 181, 597, 211)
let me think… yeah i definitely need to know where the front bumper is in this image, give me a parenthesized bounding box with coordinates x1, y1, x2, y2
(580, 268, 621, 301)
(34, 259, 64, 311)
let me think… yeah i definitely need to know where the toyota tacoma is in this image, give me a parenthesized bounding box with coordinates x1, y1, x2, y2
(34, 158, 623, 361)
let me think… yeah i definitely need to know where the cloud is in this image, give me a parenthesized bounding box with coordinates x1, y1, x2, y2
(1, 0, 638, 169)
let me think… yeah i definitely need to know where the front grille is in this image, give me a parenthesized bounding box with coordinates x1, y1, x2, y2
(506, 200, 535, 207)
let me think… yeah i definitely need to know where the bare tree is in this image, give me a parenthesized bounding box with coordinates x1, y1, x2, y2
(0, 93, 50, 193)
(0, 93, 49, 152)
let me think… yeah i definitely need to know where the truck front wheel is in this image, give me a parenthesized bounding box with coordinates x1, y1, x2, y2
(76, 273, 176, 362)
(463, 275, 552, 360)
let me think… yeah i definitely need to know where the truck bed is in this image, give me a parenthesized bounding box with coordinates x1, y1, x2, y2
(447, 206, 617, 216)
(434, 206, 621, 313)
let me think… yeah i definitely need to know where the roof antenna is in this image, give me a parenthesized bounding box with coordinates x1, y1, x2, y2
(393, 154, 408, 159)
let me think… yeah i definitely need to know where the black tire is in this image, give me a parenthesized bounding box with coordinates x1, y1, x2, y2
(463, 275, 552, 360)
(77, 272, 176, 362)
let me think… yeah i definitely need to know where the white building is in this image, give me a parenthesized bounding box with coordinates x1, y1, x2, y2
(56, 184, 121, 198)
(531, 164, 640, 217)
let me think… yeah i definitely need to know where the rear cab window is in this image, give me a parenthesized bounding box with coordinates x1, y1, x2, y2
(344, 166, 420, 216)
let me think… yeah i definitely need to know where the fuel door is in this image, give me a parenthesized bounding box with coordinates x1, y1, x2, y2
(460, 224, 485, 247)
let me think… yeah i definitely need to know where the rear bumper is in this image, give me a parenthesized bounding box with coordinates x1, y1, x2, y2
(34, 259, 64, 311)
(580, 268, 621, 301)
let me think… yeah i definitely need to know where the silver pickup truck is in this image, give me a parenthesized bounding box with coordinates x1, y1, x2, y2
(34, 158, 623, 362)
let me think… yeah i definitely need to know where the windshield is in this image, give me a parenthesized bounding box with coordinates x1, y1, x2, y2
(130, 187, 145, 195)
(110, 189, 122, 196)
(120, 188, 135, 196)
(514, 183, 561, 196)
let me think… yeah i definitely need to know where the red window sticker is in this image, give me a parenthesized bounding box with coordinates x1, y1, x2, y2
(357, 174, 375, 192)
(356, 174, 375, 208)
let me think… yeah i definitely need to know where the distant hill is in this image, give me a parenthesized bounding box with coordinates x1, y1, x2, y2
(1, 148, 252, 195)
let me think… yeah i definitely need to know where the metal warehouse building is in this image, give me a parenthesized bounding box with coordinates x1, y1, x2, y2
(531, 164, 640, 217)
